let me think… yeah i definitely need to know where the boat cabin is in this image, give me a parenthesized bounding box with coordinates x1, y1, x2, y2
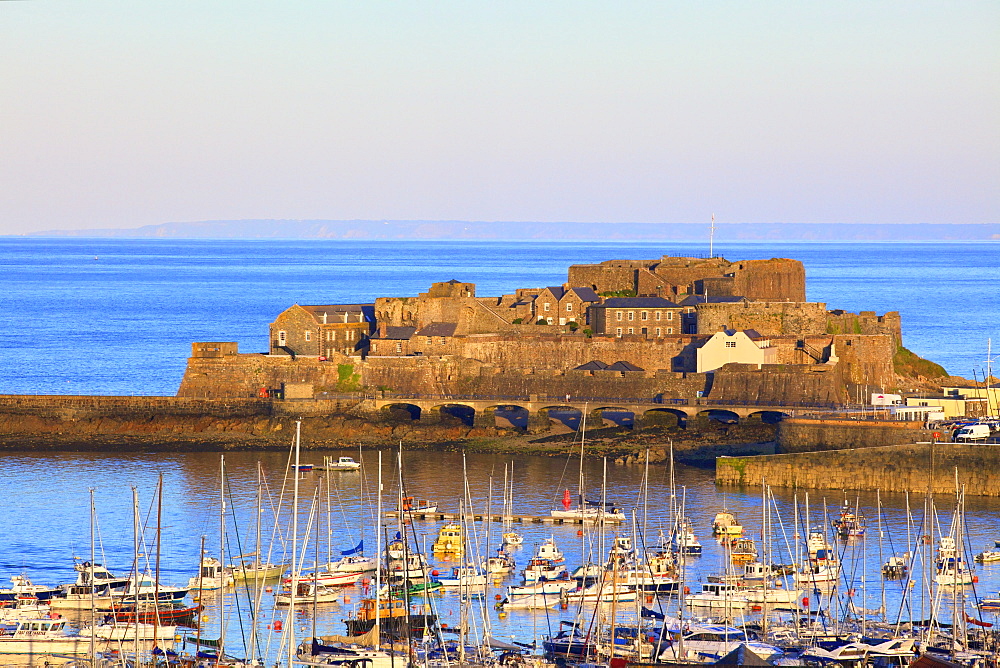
(432, 523, 463, 553)
(356, 597, 407, 621)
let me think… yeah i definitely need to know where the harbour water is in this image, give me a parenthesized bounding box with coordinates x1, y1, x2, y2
(3, 447, 1000, 663)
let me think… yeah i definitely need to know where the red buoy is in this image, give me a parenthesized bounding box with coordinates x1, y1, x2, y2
(273, 620, 283, 631)
(562, 489, 572, 511)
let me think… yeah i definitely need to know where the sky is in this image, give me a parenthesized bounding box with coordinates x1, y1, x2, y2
(1, 1, 998, 234)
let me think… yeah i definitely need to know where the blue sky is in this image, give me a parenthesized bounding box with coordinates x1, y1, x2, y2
(1, 1, 997, 233)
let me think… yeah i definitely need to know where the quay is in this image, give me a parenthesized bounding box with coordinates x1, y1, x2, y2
(383, 511, 623, 524)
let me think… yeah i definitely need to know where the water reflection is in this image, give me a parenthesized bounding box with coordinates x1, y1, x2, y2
(2, 448, 1000, 663)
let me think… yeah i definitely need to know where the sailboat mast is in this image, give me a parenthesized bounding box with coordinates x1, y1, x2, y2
(219, 455, 227, 659)
(287, 419, 301, 668)
(578, 404, 587, 508)
(374, 450, 382, 651)
(88, 488, 96, 666)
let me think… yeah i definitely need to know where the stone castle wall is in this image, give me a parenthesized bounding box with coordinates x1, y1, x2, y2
(696, 301, 829, 336)
(708, 363, 846, 405)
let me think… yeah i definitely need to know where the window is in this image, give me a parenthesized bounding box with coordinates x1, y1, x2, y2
(616, 327, 623, 337)
(304, 331, 311, 341)
(628, 312, 634, 321)
(641, 311, 648, 320)
(559, 317, 566, 325)
(616, 311, 623, 321)
(440, 337, 446, 345)
(566, 303, 573, 312)
(667, 311, 674, 321)
(426, 337, 433, 344)
(725, 341, 737, 348)
(655, 312, 661, 321)
(278, 330, 287, 346)
(627, 327, 634, 334)
(656, 327, 661, 336)
(667, 327, 673, 334)
(543, 302, 551, 312)
(395, 342, 402, 353)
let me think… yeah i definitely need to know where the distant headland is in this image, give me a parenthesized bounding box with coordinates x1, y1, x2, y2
(18, 219, 1000, 242)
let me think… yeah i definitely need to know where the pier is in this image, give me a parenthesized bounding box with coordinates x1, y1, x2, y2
(383, 511, 623, 524)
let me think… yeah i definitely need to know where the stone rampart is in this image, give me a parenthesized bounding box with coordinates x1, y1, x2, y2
(716, 442, 1000, 497)
(709, 363, 846, 405)
(696, 301, 829, 337)
(776, 417, 932, 452)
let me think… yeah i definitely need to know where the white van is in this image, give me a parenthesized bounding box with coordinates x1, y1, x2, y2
(954, 424, 991, 442)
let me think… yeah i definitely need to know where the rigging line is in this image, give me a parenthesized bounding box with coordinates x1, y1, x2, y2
(224, 474, 252, 657)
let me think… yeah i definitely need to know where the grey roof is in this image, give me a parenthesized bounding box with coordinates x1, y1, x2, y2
(601, 297, 680, 308)
(569, 287, 600, 302)
(607, 361, 644, 372)
(542, 286, 566, 300)
(301, 304, 375, 322)
(415, 322, 458, 337)
(573, 360, 609, 371)
(678, 295, 746, 306)
(721, 328, 766, 340)
(376, 326, 417, 340)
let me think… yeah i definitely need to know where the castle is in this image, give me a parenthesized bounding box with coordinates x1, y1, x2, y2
(178, 254, 905, 406)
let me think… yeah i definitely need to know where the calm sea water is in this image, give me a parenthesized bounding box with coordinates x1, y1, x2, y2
(0, 238, 997, 395)
(0, 238, 998, 660)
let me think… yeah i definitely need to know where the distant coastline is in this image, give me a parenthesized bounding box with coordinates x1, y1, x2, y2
(15, 219, 1000, 242)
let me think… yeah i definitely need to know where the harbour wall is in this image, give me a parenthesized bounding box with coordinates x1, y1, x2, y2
(0, 394, 510, 451)
(716, 442, 1000, 497)
(776, 417, 933, 453)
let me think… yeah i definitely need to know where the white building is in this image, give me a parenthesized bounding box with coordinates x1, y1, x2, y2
(696, 329, 776, 373)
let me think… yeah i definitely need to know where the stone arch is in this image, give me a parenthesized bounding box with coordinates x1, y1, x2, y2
(539, 405, 583, 431)
(382, 403, 421, 421)
(696, 409, 740, 425)
(432, 403, 476, 427)
(641, 407, 688, 429)
(485, 404, 530, 430)
(746, 410, 790, 425)
(591, 406, 635, 429)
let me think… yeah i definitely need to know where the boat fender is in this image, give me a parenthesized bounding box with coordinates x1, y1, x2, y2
(273, 620, 283, 631)
(683, 587, 690, 595)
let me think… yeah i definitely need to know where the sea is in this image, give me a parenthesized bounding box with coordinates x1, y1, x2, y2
(0, 238, 998, 662)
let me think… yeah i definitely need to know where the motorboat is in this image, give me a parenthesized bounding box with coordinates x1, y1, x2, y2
(188, 555, 233, 591)
(727, 537, 758, 564)
(387, 552, 430, 580)
(562, 580, 638, 604)
(275, 581, 341, 606)
(342, 597, 436, 640)
(936, 536, 975, 585)
(794, 559, 841, 587)
(0, 617, 93, 656)
(975, 549, 1000, 563)
(502, 531, 523, 546)
(79, 622, 178, 641)
(118, 573, 190, 603)
(431, 522, 463, 554)
(326, 553, 377, 574)
(807, 528, 833, 556)
(883, 554, 909, 578)
(0, 575, 59, 603)
(685, 582, 751, 609)
(522, 558, 567, 583)
(318, 456, 361, 471)
(400, 496, 438, 514)
(712, 510, 743, 536)
(533, 537, 565, 563)
(671, 519, 703, 554)
(436, 565, 488, 588)
(230, 559, 289, 583)
(833, 503, 867, 538)
(484, 549, 515, 574)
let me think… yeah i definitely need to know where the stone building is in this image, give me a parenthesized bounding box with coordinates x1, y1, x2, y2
(696, 329, 776, 373)
(589, 297, 683, 337)
(269, 304, 375, 358)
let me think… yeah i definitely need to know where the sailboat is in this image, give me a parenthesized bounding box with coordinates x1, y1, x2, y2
(549, 410, 626, 522)
(501, 462, 523, 547)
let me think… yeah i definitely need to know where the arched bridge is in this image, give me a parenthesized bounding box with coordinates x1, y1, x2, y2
(362, 393, 834, 430)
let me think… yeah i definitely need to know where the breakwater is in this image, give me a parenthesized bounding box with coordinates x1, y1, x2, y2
(0, 394, 500, 450)
(717, 442, 1000, 497)
(776, 417, 932, 452)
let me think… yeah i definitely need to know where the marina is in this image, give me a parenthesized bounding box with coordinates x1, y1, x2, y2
(3, 446, 1000, 666)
